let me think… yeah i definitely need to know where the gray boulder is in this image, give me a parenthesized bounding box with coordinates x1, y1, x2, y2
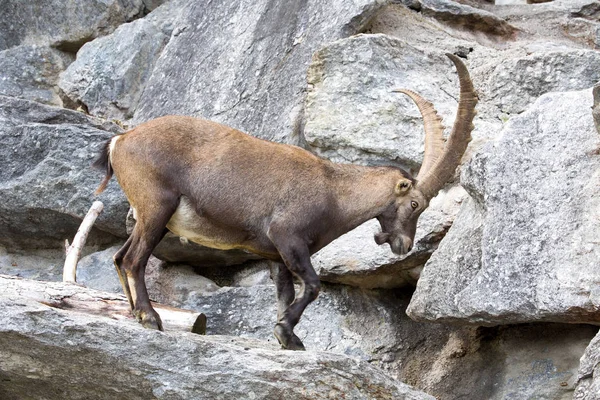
(0, 245, 65, 281)
(305, 34, 465, 169)
(408, 88, 600, 325)
(134, 0, 389, 144)
(484, 50, 600, 115)
(0, 45, 71, 106)
(76, 245, 124, 293)
(59, 2, 182, 121)
(77, 248, 222, 305)
(0, 0, 150, 52)
(0, 294, 434, 400)
(0, 0, 150, 53)
(418, 0, 518, 38)
(0, 96, 128, 249)
(575, 330, 600, 400)
(131, 275, 596, 399)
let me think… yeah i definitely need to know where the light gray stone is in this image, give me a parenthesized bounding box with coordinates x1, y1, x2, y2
(485, 50, 600, 115)
(149, 276, 596, 399)
(58, 0, 186, 121)
(77, 245, 124, 293)
(305, 34, 465, 169)
(563, 18, 600, 49)
(0, 96, 128, 249)
(0, 293, 434, 400)
(0, 45, 71, 106)
(0, 245, 65, 281)
(230, 260, 272, 287)
(59, 18, 170, 121)
(0, 0, 148, 52)
(575, 330, 600, 400)
(408, 88, 600, 325)
(419, 0, 518, 38)
(134, 0, 389, 144)
(313, 186, 466, 288)
(145, 258, 221, 307)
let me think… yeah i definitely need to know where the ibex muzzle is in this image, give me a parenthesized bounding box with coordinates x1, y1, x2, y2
(93, 53, 477, 350)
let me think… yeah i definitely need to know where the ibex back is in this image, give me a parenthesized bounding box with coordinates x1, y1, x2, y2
(94, 53, 477, 350)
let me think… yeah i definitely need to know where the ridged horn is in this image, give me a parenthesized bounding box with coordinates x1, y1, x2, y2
(392, 88, 445, 182)
(415, 53, 478, 200)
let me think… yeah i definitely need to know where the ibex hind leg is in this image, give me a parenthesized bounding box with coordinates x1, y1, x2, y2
(120, 197, 178, 330)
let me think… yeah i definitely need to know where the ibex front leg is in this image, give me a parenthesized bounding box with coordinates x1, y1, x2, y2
(268, 230, 321, 351)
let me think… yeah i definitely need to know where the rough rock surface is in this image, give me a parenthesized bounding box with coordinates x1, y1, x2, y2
(305, 33, 465, 169)
(408, 88, 600, 325)
(575, 330, 600, 400)
(134, 0, 388, 143)
(120, 277, 598, 399)
(59, 18, 169, 121)
(0, 0, 154, 52)
(0, 246, 65, 281)
(419, 0, 519, 39)
(58, 1, 183, 121)
(484, 50, 600, 115)
(0, 294, 434, 400)
(0, 96, 128, 249)
(0, 45, 71, 106)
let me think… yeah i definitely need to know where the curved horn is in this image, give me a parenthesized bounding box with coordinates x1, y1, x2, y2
(392, 89, 445, 181)
(416, 53, 478, 200)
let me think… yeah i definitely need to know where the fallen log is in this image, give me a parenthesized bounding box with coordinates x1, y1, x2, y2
(1, 274, 206, 334)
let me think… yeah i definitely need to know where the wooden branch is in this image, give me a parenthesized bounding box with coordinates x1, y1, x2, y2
(1, 275, 206, 334)
(63, 201, 104, 283)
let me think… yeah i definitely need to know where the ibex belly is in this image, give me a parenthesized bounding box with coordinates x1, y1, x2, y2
(166, 197, 243, 251)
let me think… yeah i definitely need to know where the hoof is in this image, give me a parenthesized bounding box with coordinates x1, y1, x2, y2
(135, 309, 164, 331)
(274, 323, 306, 351)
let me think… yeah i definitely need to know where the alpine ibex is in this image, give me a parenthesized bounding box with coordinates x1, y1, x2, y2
(94, 53, 477, 350)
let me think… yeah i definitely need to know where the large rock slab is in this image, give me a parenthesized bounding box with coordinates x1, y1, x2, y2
(305, 34, 466, 169)
(0, 45, 71, 106)
(134, 0, 388, 143)
(418, 0, 518, 39)
(484, 50, 600, 115)
(59, 2, 182, 121)
(0, 0, 151, 52)
(575, 330, 600, 399)
(408, 88, 600, 325)
(141, 275, 597, 399)
(0, 293, 434, 400)
(0, 96, 128, 249)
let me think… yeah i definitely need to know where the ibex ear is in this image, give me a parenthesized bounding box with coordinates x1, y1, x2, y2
(394, 178, 412, 196)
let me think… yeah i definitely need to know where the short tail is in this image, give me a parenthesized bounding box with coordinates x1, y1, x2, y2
(92, 138, 114, 195)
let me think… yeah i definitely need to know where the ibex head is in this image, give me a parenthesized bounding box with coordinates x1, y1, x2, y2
(375, 53, 478, 255)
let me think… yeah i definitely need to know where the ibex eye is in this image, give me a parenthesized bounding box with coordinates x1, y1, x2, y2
(401, 182, 408, 188)
(411, 201, 418, 209)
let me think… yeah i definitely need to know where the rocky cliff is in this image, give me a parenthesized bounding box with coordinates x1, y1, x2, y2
(1, 0, 600, 399)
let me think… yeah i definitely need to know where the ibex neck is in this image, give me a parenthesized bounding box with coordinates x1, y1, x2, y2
(331, 164, 398, 232)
